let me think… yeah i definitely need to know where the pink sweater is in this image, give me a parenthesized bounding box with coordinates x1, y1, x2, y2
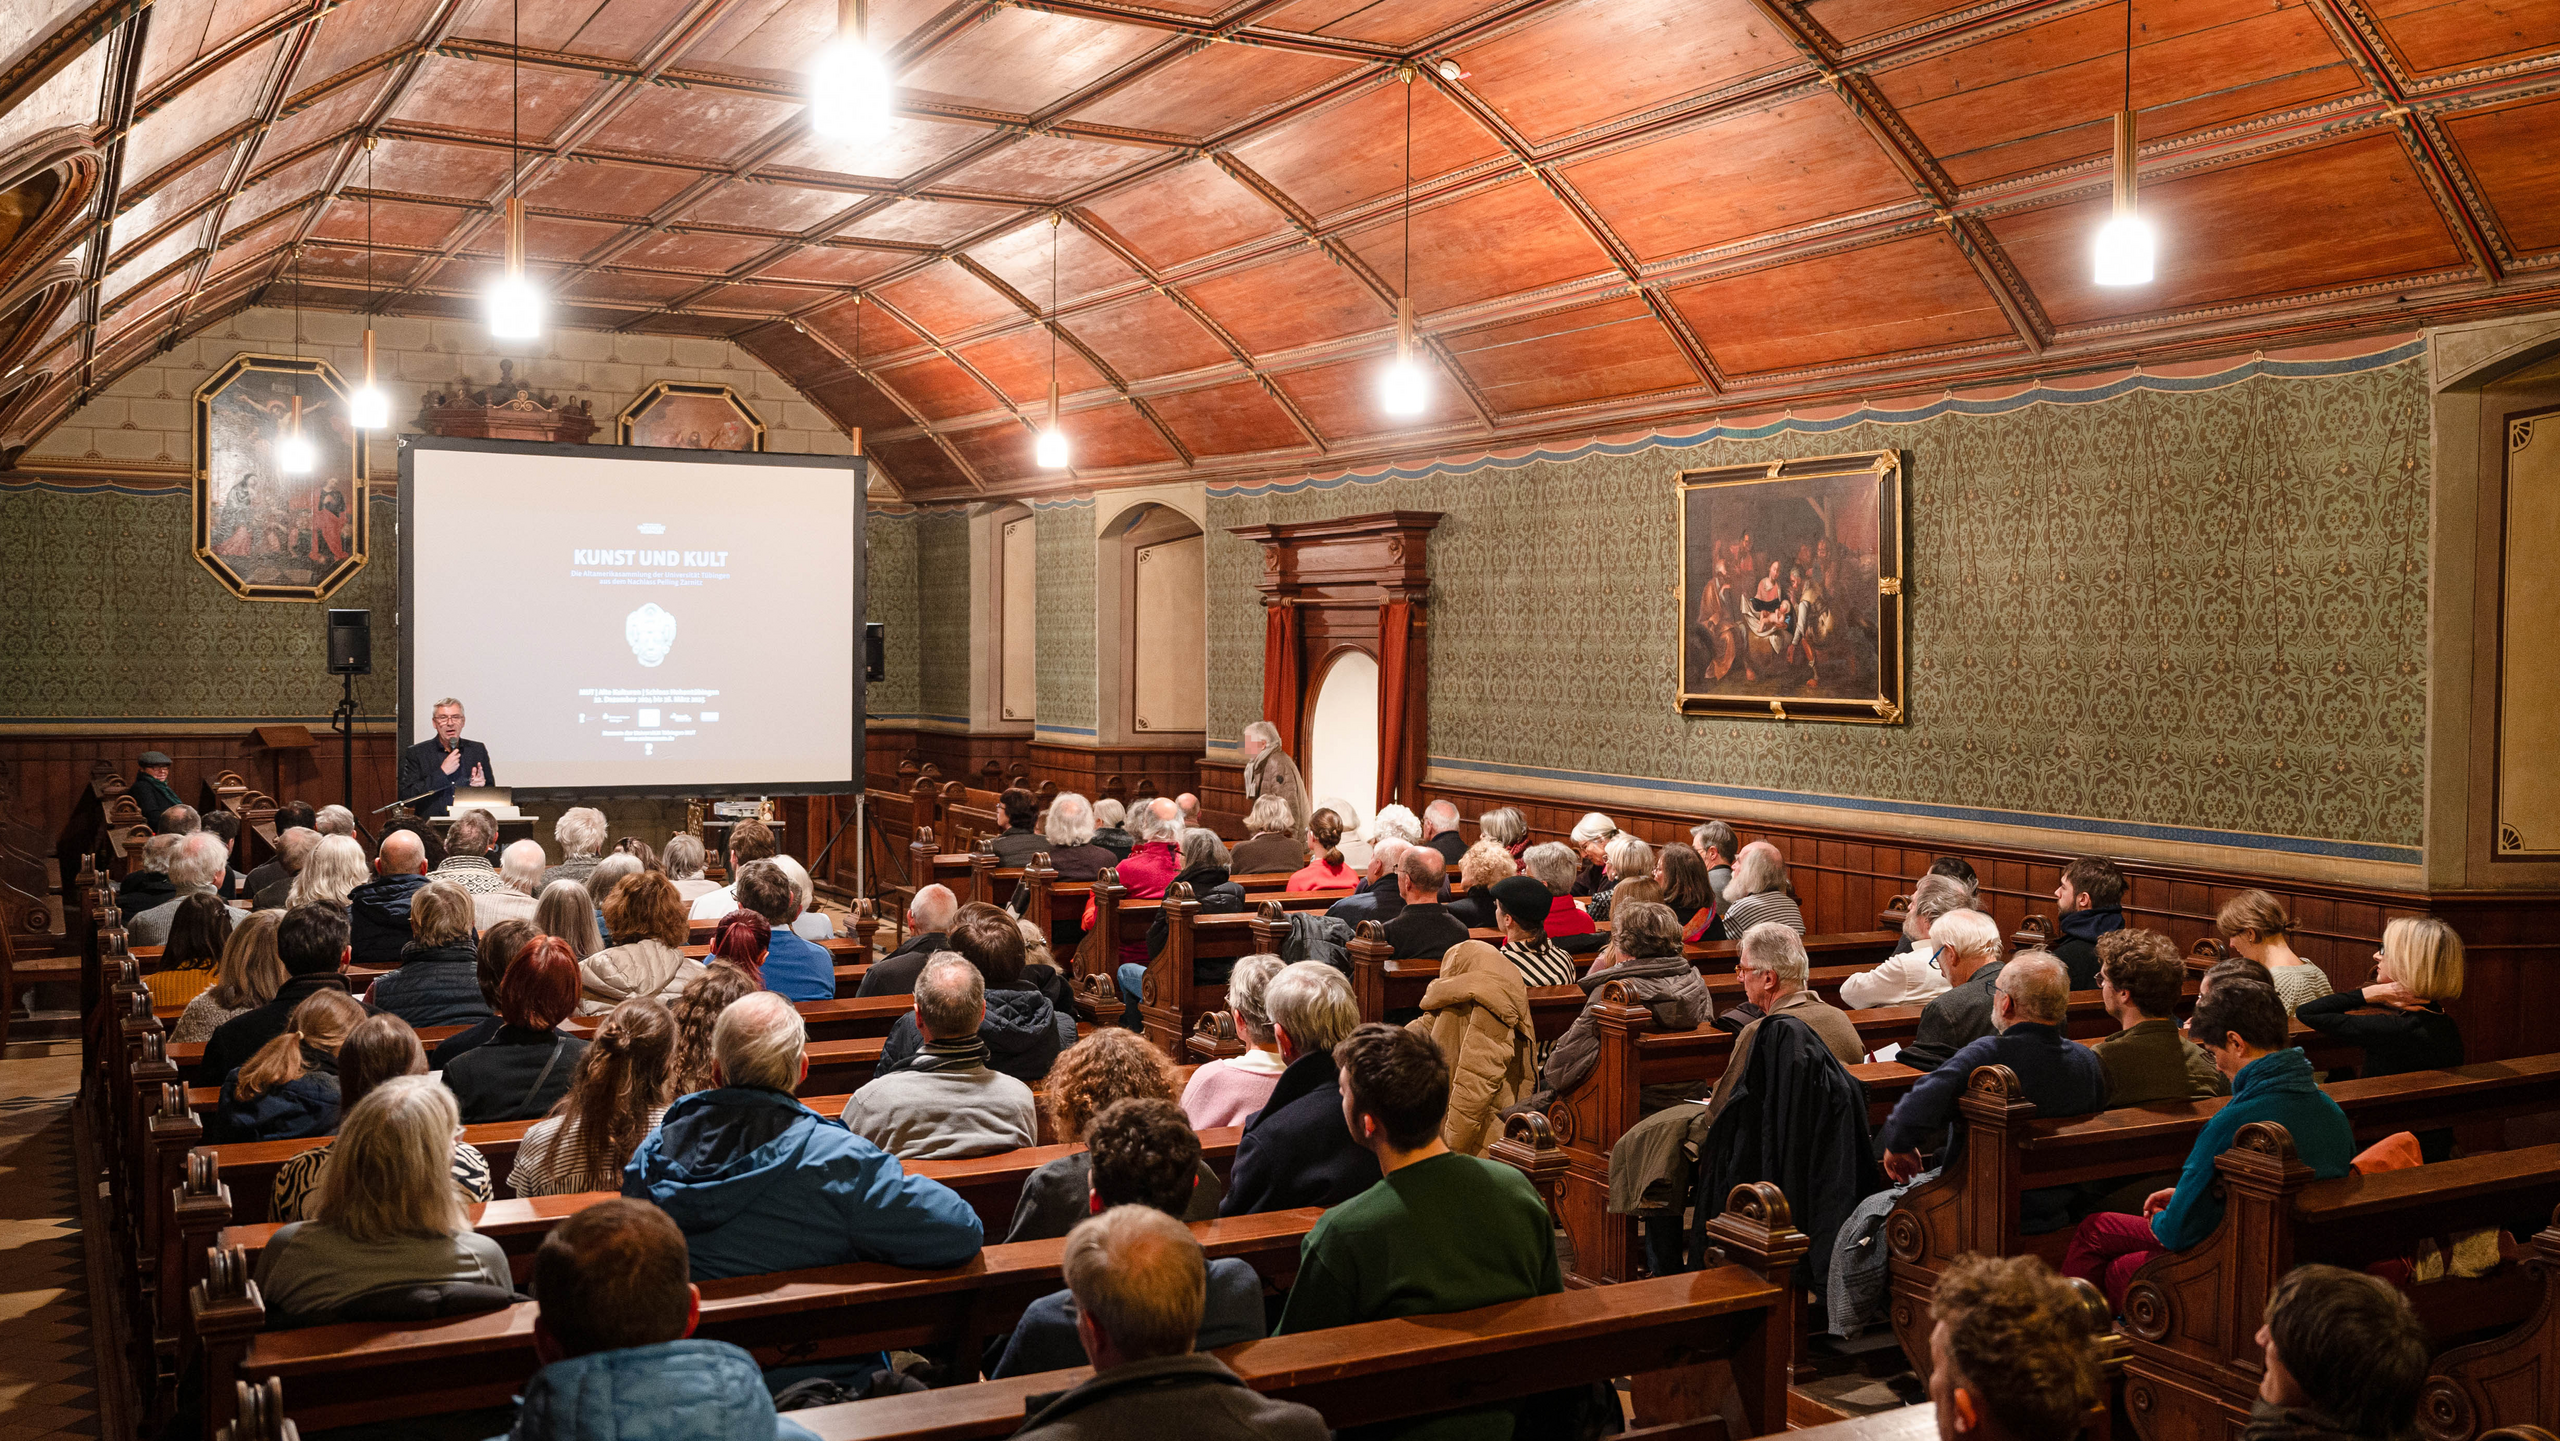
(1181, 1053, 1288, 1129)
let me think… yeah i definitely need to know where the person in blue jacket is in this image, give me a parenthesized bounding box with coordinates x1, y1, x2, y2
(622, 991, 982, 1281)
(501, 1198, 816, 1441)
(2061, 980, 2354, 1309)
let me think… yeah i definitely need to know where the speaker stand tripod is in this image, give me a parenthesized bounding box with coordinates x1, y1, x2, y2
(329, 671, 360, 824)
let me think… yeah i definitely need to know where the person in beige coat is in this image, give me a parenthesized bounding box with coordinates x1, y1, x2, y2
(1404, 940, 1539, 1155)
(578, 872, 704, 1016)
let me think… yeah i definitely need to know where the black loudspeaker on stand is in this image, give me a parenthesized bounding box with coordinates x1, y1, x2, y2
(327, 609, 371, 820)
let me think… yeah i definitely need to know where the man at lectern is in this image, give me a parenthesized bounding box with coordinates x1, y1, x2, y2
(400, 696, 497, 818)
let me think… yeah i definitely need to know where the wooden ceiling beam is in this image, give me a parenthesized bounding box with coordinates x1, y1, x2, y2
(782, 300, 989, 491)
(67, 0, 149, 407)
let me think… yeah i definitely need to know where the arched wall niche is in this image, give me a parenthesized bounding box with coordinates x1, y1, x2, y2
(1303, 646, 1381, 837)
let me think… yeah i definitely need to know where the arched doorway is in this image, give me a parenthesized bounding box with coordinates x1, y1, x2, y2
(1304, 649, 1379, 838)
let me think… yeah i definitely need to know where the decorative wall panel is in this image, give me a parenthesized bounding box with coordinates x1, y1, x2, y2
(914, 511, 971, 725)
(866, 510, 920, 723)
(1035, 500, 1098, 737)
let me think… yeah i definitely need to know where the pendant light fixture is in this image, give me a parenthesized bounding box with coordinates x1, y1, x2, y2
(1378, 67, 1426, 417)
(2091, 0, 2155, 286)
(1035, 214, 1069, 469)
(280, 247, 316, 474)
(811, 0, 895, 143)
(347, 136, 390, 429)
(484, 0, 544, 339)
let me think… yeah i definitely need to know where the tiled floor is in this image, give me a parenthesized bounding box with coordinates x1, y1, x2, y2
(0, 1046, 98, 1441)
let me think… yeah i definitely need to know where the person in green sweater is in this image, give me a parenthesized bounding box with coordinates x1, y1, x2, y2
(1276, 1023, 1563, 1440)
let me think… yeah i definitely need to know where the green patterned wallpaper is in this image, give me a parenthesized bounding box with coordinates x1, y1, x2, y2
(1035, 502, 1097, 736)
(1206, 351, 2432, 851)
(914, 511, 971, 724)
(866, 509, 919, 721)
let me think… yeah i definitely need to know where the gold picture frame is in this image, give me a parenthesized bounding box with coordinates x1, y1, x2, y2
(616, 380, 766, 451)
(1677, 450, 1906, 723)
(191, 352, 368, 601)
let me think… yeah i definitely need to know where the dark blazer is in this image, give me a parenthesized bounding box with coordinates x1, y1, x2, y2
(855, 932, 947, 997)
(1219, 1051, 1382, 1216)
(990, 828, 1045, 868)
(443, 1025, 587, 1123)
(1692, 1015, 1881, 1289)
(1383, 902, 1469, 960)
(1447, 889, 1500, 932)
(1322, 874, 1405, 928)
(198, 974, 376, 1086)
(1896, 962, 2005, 1072)
(397, 736, 496, 818)
(1429, 831, 1467, 866)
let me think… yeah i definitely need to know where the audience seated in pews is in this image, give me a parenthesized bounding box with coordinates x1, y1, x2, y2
(1325, 836, 1412, 928)
(2248, 1264, 2429, 1441)
(172, 909, 283, 1043)
(1012, 1205, 1329, 1440)
(512, 997, 677, 1197)
(202, 905, 375, 1083)
(1225, 796, 1301, 876)
(1534, 902, 1709, 1105)
(743, 860, 838, 999)
(1417, 798, 1464, 866)
(367, 880, 489, 1028)
(580, 871, 704, 1013)
(1489, 874, 1580, 988)
(846, 953, 1039, 1160)
(1136, 827, 1249, 1007)
(145, 891, 233, 1010)
(683, 817, 774, 921)
(1687, 820, 1739, 932)
(1181, 953, 1290, 1127)
(1655, 840, 1717, 943)
(1090, 796, 1135, 861)
(537, 877, 605, 961)
(1567, 812, 1617, 896)
(1276, 1023, 1564, 1439)
(1478, 805, 1529, 863)
(432, 809, 507, 898)
(1521, 841, 1599, 941)
(543, 807, 610, 890)
(663, 831, 718, 904)
(1031, 791, 1120, 885)
(347, 829, 433, 967)
(251, 827, 318, 911)
(313, 803, 358, 839)
(2093, 929, 2228, 1104)
(1405, 940, 1536, 1155)
(1446, 841, 1515, 930)
(1009, 1031, 1221, 1240)
(1383, 847, 1467, 959)
(431, 919, 535, 1069)
(1840, 872, 1972, 1010)
(878, 906, 1067, 1083)
(2297, 916, 2465, 1161)
(1894, 910, 2008, 1072)
(2064, 980, 2355, 1307)
(772, 855, 833, 941)
(129, 831, 229, 945)
(859, 882, 958, 996)
(1088, 798, 1183, 969)
(995, 1099, 1264, 1378)
(474, 839, 548, 930)
(211, 987, 363, 1142)
(273, 1013, 494, 1218)
(2214, 891, 2335, 1014)
(988, 786, 1044, 868)
(1711, 924, 1865, 1118)
(667, 960, 760, 1093)
(1880, 954, 2104, 1207)
(1222, 961, 1380, 1214)
(625, 991, 983, 1278)
(244, 801, 315, 899)
(252, 1076, 513, 1329)
(1286, 808, 1357, 893)
(115, 833, 182, 921)
(2050, 855, 2128, 990)
(1586, 833, 1659, 922)
(510, 1199, 818, 1441)
(585, 854, 643, 939)
(1927, 1255, 2100, 1441)
(1719, 840, 1805, 938)
(443, 935, 590, 1123)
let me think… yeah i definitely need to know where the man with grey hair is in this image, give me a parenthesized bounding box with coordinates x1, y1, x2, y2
(1720, 839, 1805, 937)
(127, 831, 230, 944)
(349, 828, 434, 967)
(475, 838, 548, 930)
(1239, 720, 1310, 840)
(844, 954, 1037, 1160)
(662, 832, 717, 902)
(251, 827, 320, 911)
(1881, 952, 2103, 1190)
(313, 804, 357, 838)
(398, 695, 495, 818)
(542, 806, 609, 889)
(1089, 797, 1134, 861)
(113, 831, 185, 921)
(1896, 909, 2010, 1073)
(857, 882, 959, 997)
(157, 803, 202, 835)
(1324, 835, 1411, 927)
(1703, 923, 1864, 1124)
(1840, 871, 1974, 1010)
(1370, 803, 1423, 848)
(624, 990, 984, 1281)
(1383, 846, 1467, 960)
(1014, 1206, 1329, 1441)
(1421, 799, 1466, 865)
(430, 808, 505, 895)
(1222, 961, 1381, 1215)
(1690, 819, 1739, 920)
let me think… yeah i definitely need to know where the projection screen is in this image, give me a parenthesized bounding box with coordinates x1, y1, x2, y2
(400, 435, 864, 797)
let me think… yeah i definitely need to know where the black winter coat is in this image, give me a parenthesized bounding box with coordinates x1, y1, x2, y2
(1692, 1014, 1880, 1291)
(347, 873, 430, 969)
(369, 942, 494, 1030)
(442, 1025, 588, 1123)
(1218, 1050, 1381, 1217)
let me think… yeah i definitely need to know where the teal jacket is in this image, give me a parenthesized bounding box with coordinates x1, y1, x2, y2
(2150, 1047, 2353, 1251)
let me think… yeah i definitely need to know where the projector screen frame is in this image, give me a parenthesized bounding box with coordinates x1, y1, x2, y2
(397, 432, 867, 802)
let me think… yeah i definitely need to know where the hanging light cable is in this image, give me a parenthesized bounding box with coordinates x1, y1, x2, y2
(811, 0, 895, 144)
(281, 246, 316, 474)
(1379, 68, 1426, 417)
(2092, 0, 2155, 286)
(348, 137, 390, 428)
(1036, 214, 1069, 469)
(485, 0, 544, 338)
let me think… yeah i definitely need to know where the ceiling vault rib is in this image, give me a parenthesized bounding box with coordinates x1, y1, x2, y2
(69, 0, 150, 406)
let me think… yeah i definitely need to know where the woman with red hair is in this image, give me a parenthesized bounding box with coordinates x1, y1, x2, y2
(442, 935, 590, 1123)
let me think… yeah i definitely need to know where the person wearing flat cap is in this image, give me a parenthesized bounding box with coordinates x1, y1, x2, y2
(1490, 875, 1580, 990)
(132, 751, 187, 833)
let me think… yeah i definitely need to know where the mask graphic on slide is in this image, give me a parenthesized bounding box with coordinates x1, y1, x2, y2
(626, 603, 678, 668)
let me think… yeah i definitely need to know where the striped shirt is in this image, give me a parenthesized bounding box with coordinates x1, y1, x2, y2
(1504, 936, 1581, 989)
(509, 1105, 671, 1198)
(271, 1140, 493, 1222)
(1721, 891, 1805, 938)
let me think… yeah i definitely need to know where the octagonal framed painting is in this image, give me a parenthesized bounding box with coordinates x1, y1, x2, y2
(191, 352, 369, 601)
(617, 380, 765, 451)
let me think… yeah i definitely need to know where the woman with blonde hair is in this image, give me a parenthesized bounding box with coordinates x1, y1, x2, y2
(174, 909, 286, 1043)
(288, 834, 371, 910)
(1448, 841, 1517, 931)
(2298, 917, 2464, 1158)
(148, 892, 236, 1010)
(1588, 833, 1660, 921)
(2214, 890, 2334, 1014)
(668, 960, 761, 1095)
(251, 1076, 510, 1328)
(1004, 1028, 1223, 1241)
(579, 871, 704, 1015)
(369, 880, 490, 1029)
(535, 878, 605, 960)
(1406, 939, 1537, 1154)
(211, 988, 365, 1142)
(510, 997, 678, 1196)
(270, 1014, 494, 1221)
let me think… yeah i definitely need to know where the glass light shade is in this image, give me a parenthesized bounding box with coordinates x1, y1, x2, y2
(348, 384, 390, 430)
(810, 40, 896, 142)
(484, 271, 544, 340)
(1379, 355, 1428, 416)
(278, 432, 316, 474)
(2093, 212, 2156, 287)
(1035, 427, 1070, 469)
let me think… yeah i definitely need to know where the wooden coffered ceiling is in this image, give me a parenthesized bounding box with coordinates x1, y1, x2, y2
(0, 0, 2557, 498)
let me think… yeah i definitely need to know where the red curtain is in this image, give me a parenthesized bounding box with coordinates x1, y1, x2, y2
(1376, 598, 1413, 813)
(1261, 601, 1303, 757)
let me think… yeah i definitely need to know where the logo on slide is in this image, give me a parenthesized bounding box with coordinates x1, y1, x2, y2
(625, 603, 678, 667)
